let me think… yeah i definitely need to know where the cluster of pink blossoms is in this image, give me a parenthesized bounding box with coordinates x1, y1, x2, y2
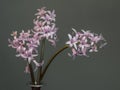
(8, 30, 41, 71)
(8, 7, 107, 72)
(66, 28, 107, 58)
(33, 7, 58, 46)
(8, 7, 58, 72)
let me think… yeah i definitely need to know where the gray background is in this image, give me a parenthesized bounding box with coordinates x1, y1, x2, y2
(0, 0, 120, 90)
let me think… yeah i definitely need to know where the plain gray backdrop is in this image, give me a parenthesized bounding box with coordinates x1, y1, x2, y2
(0, 0, 120, 90)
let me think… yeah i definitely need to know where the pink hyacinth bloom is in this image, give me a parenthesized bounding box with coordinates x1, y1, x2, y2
(33, 8, 58, 46)
(40, 25, 57, 39)
(47, 10, 56, 21)
(66, 28, 107, 58)
(8, 38, 23, 49)
(35, 7, 46, 18)
(66, 29, 79, 50)
(66, 34, 78, 50)
(20, 49, 38, 63)
(41, 10, 56, 24)
(19, 30, 31, 41)
(8, 30, 39, 63)
(33, 19, 45, 32)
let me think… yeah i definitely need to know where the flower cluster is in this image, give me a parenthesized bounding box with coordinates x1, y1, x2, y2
(33, 7, 58, 46)
(66, 28, 107, 58)
(8, 7, 107, 74)
(8, 30, 41, 72)
(8, 7, 58, 72)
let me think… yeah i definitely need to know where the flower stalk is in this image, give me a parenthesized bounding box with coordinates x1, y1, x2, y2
(37, 38, 46, 84)
(28, 63, 35, 84)
(40, 45, 69, 80)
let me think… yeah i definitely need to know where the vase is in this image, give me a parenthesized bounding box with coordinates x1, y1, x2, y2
(29, 84, 43, 90)
(31, 87, 41, 90)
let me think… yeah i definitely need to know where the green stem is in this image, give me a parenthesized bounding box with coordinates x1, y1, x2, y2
(37, 38, 46, 84)
(28, 63, 35, 84)
(40, 45, 69, 81)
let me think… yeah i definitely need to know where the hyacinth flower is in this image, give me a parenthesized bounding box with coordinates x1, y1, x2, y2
(8, 7, 107, 90)
(8, 30, 41, 67)
(33, 7, 58, 46)
(66, 28, 107, 58)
